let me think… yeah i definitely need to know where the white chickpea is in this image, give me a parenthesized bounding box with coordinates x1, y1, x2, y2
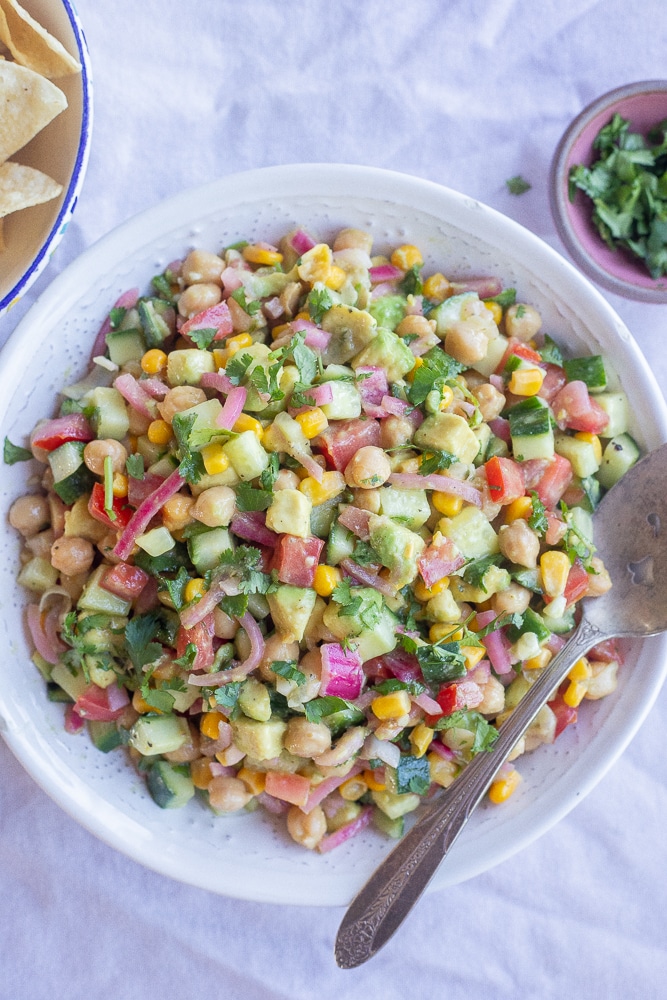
(474, 383, 506, 422)
(380, 414, 414, 450)
(396, 315, 436, 339)
(476, 676, 506, 716)
(257, 633, 300, 682)
(504, 303, 542, 342)
(208, 776, 253, 813)
(177, 282, 222, 319)
(50, 536, 95, 576)
(286, 804, 327, 850)
(491, 581, 532, 615)
(83, 438, 128, 476)
(585, 556, 612, 597)
(213, 607, 239, 640)
(181, 249, 224, 286)
(158, 385, 207, 423)
(192, 486, 236, 527)
(344, 446, 391, 489)
(333, 228, 373, 254)
(163, 722, 201, 763)
(25, 528, 55, 559)
(445, 318, 490, 365)
(284, 717, 332, 757)
(9, 494, 49, 537)
(273, 468, 301, 491)
(350, 487, 382, 513)
(498, 520, 540, 569)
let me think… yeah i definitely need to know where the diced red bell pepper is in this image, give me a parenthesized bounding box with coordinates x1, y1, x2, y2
(435, 684, 459, 717)
(316, 417, 381, 471)
(564, 558, 589, 605)
(495, 337, 543, 374)
(175, 614, 215, 672)
(548, 689, 578, 738)
(31, 414, 94, 452)
(272, 534, 324, 588)
(432, 678, 483, 717)
(88, 482, 134, 529)
(534, 454, 573, 509)
(74, 682, 129, 722)
(484, 456, 525, 505)
(100, 562, 150, 601)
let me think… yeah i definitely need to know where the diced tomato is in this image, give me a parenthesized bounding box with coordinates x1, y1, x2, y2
(564, 396, 609, 434)
(545, 511, 567, 545)
(548, 689, 578, 738)
(271, 534, 324, 588)
(534, 454, 573, 509)
(552, 381, 610, 434)
(484, 456, 525, 505)
(495, 337, 543, 374)
(537, 363, 568, 404)
(88, 482, 134, 529)
(564, 558, 589, 605)
(74, 682, 129, 722)
(316, 417, 381, 471)
(175, 614, 215, 672)
(180, 300, 233, 341)
(31, 414, 94, 452)
(588, 638, 623, 664)
(264, 770, 312, 808)
(418, 537, 465, 588)
(100, 562, 150, 601)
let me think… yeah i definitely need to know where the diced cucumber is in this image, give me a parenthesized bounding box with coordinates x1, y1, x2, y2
(438, 505, 499, 560)
(554, 432, 600, 478)
(378, 487, 430, 529)
(77, 565, 132, 616)
(32, 651, 53, 682)
(17, 556, 59, 593)
(509, 397, 554, 461)
(595, 392, 629, 438)
(511, 567, 543, 593)
(309, 495, 339, 539)
(47, 682, 74, 703)
(563, 355, 607, 392)
(222, 430, 270, 481)
(543, 606, 576, 634)
(50, 661, 88, 702)
(129, 714, 190, 756)
(48, 440, 96, 504)
(568, 505, 594, 545)
(146, 760, 195, 809)
(371, 789, 421, 820)
(188, 526, 233, 573)
(597, 433, 640, 490)
(470, 334, 509, 378)
(87, 386, 130, 440)
(136, 526, 175, 557)
(166, 349, 215, 385)
(319, 380, 362, 420)
(105, 327, 146, 366)
(431, 291, 478, 337)
(88, 719, 125, 753)
(473, 422, 492, 466)
(138, 298, 176, 348)
(326, 519, 355, 565)
(373, 809, 405, 839)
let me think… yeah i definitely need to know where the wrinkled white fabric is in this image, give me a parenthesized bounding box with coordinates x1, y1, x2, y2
(1, 1, 666, 997)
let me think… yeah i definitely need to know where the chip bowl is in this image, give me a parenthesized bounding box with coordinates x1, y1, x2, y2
(0, 164, 666, 906)
(0, 0, 92, 317)
(550, 81, 667, 303)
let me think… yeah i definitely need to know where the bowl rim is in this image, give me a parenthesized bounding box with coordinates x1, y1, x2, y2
(0, 0, 94, 316)
(549, 79, 667, 303)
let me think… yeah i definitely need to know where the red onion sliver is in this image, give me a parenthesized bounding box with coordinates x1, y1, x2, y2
(300, 763, 364, 814)
(230, 511, 279, 548)
(369, 264, 403, 283)
(317, 805, 373, 853)
(412, 692, 442, 716)
(449, 276, 503, 298)
(26, 604, 67, 664)
(481, 628, 513, 675)
(113, 468, 186, 561)
(200, 371, 236, 395)
(139, 378, 169, 399)
(339, 558, 396, 598)
(114, 373, 158, 419)
(216, 385, 247, 429)
(90, 288, 139, 359)
(289, 228, 317, 255)
(388, 472, 482, 506)
(337, 505, 371, 540)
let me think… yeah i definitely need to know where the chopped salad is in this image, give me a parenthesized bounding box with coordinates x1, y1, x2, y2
(7, 226, 639, 853)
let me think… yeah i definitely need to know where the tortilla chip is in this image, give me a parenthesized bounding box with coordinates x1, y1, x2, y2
(0, 60, 67, 163)
(0, 160, 62, 217)
(0, 0, 80, 78)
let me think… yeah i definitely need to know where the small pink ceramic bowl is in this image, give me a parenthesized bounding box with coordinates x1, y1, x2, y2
(550, 80, 667, 304)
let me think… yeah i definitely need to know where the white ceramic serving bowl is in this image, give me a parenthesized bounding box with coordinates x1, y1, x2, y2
(0, 164, 666, 906)
(0, 0, 93, 317)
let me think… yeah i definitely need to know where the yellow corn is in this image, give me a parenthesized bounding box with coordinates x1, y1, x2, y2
(297, 244, 332, 285)
(298, 470, 346, 506)
(270, 322, 292, 341)
(508, 366, 545, 396)
(429, 623, 464, 643)
(184, 577, 206, 604)
(295, 407, 328, 439)
(423, 272, 451, 303)
(563, 680, 588, 708)
(147, 419, 172, 446)
(190, 758, 215, 790)
(484, 300, 503, 325)
(405, 356, 424, 383)
(432, 492, 464, 517)
(574, 431, 602, 463)
(414, 577, 449, 603)
(437, 386, 455, 410)
(132, 689, 157, 715)
(225, 332, 254, 357)
(112, 473, 128, 498)
(339, 776, 368, 801)
(232, 413, 264, 440)
(391, 244, 423, 270)
(201, 442, 230, 475)
(371, 690, 412, 720)
(141, 348, 168, 375)
(212, 347, 228, 368)
(362, 769, 386, 792)
(568, 656, 593, 682)
(325, 264, 347, 290)
(409, 722, 434, 758)
(242, 244, 283, 267)
(428, 752, 458, 788)
(488, 768, 522, 804)
(313, 564, 341, 598)
(461, 645, 487, 670)
(161, 494, 195, 532)
(540, 549, 571, 597)
(237, 766, 266, 795)
(504, 495, 533, 523)
(524, 648, 552, 671)
(200, 710, 227, 740)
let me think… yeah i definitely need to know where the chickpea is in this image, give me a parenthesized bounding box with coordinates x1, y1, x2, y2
(161, 494, 195, 533)
(58, 571, 88, 604)
(286, 804, 327, 850)
(181, 249, 224, 286)
(477, 676, 506, 716)
(498, 520, 540, 569)
(350, 487, 381, 514)
(163, 722, 201, 763)
(333, 228, 373, 254)
(585, 556, 612, 597)
(445, 318, 490, 365)
(177, 282, 222, 319)
(505, 303, 542, 342)
(257, 633, 300, 682)
(9, 494, 49, 537)
(313, 725, 366, 768)
(273, 468, 301, 491)
(25, 528, 55, 559)
(344, 446, 391, 489)
(50, 536, 95, 576)
(396, 314, 436, 339)
(474, 382, 506, 422)
(159, 385, 207, 423)
(208, 776, 253, 813)
(491, 581, 532, 615)
(192, 486, 236, 527)
(128, 408, 152, 436)
(213, 606, 239, 640)
(83, 439, 128, 476)
(284, 717, 332, 758)
(279, 281, 302, 319)
(380, 414, 414, 451)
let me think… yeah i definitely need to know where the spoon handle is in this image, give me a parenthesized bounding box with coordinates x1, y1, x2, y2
(335, 616, 605, 969)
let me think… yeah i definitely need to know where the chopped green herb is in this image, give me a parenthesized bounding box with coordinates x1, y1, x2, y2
(214, 681, 243, 713)
(415, 642, 467, 686)
(230, 286, 261, 315)
(463, 554, 503, 591)
(539, 334, 564, 366)
(220, 593, 249, 618)
(271, 660, 307, 686)
(527, 491, 548, 535)
(395, 753, 431, 794)
(103, 454, 116, 522)
(434, 710, 499, 754)
(188, 327, 218, 350)
(235, 482, 273, 512)
(506, 175, 532, 195)
(399, 264, 423, 297)
(125, 612, 164, 672)
(417, 449, 457, 476)
(3, 437, 32, 465)
(407, 346, 464, 407)
(125, 452, 145, 479)
(307, 284, 334, 324)
(158, 566, 191, 611)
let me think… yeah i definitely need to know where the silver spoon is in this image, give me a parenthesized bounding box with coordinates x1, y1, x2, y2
(336, 441, 667, 969)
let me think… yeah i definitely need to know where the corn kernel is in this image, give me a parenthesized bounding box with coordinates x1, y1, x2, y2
(242, 244, 283, 267)
(508, 366, 545, 396)
(461, 645, 487, 670)
(212, 348, 227, 368)
(339, 776, 368, 801)
(232, 413, 264, 440)
(563, 679, 588, 708)
(488, 768, 522, 804)
(504, 496, 533, 523)
(540, 550, 571, 597)
(297, 244, 333, 285)
(574, 431, 602, 464)
(298, 470, 346, 506)
(226, 332, 254, 357)
(141, 348, 168, 375)
(568, 656, 593, 682)
(371, 690, 412, 720)
(112, 472, 128, 498)
(428, 752, 458, 788)
(409, 722, 434, 758)
(295, 407, 329, 439)
(237, 766, 266, 795)
(423, 272, 451, 303)
(405, 356, 424, 383)
(162, 494, 195, 532)
(132, 689, 157, 715)
(414, 577, 449, 602)
(191, 758, 215, 790)
(184, 577, 206, 604)
(313, 564, 341, 597)
(484, 300, 503, 325)
(362, 769, 386, 792)
(438, 386, 455, 410)
(325, 264, 347, 290)
(391, 244, 423, 270)
(524, 648, 552, 671)
(432, 492, 464, 517)
(429, 623, 465, 643)
(147, 419, 172, 446)
(200, 710, 227, 740)
(201, 442, 230, 475)
(271, 322, 291, 341)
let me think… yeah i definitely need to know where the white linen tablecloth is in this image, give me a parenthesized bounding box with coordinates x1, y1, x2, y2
(1, 2, 666, 997)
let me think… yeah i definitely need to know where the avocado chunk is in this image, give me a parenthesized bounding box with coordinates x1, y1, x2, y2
(321, 304, 378, 364)
(367, 513, 425, 589)
(414, 411, 480, 464)
(352, 326, 414, 382)
(267, 585, 317, 642)
(231, 716, 288, 761)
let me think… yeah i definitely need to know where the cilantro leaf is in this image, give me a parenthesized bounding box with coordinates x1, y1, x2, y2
(395, 753, 431, 794)
(417, 449, 457, 476)
(220, 593, 249, 618)
(158, 566, 191, 612)
(172, 642, 198, 668)
(271, 660, 306, 686)
(399, 264, 423, 297)
(230, 287, 261, 315)
(406, 347, 464, 407)
(527, 491, 548, 536)
(415, 642, 467, 686)
(225, 352, 255, 386)
(506, 175, 531, 195)
(188, 327, 218, 350)
(125, 612, 164, 672)
(214, 682, 243, 713)
(259, 452, 280, 491)
(125, 452, 145, 479)
(434, 710, 499, 754)
(304, 696, 365, 730)
(235, 482, 273, 512)
(485, 288, 516, 310)
(281, 330, 318, 386)
(539, 334, 564, 367)
(463, 554, 503, 591)
(350, 541, 379, 567)
(3, 437, 32, 465)
(307, 284, 334, 324)
(374, 678, 425, 696)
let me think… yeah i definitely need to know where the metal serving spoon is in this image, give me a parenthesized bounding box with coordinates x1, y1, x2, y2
(336, 441, 667, 969)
